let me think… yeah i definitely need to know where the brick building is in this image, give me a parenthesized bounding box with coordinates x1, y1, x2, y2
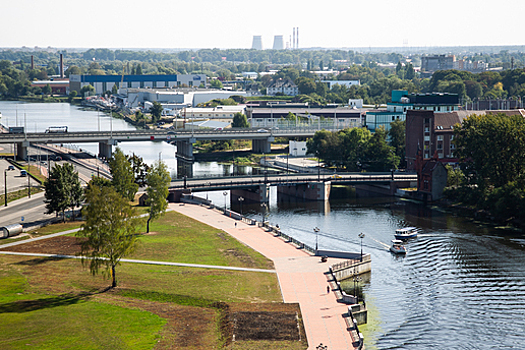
(406, 109, 525, 171)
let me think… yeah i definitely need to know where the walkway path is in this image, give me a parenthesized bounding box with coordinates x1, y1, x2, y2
(171, 203, 358, 350)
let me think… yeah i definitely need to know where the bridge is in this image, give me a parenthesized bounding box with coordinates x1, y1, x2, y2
(168, 172, 418, 202)
(0, 127, 339, 160)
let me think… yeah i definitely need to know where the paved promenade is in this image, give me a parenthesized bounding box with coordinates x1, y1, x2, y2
(171, 203, 358, 350)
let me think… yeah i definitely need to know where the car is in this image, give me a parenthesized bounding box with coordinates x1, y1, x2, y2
(7, 165, 15, 171)
(329, 174, 342, 179)
(20, 170, 27, 177)
(257, 129, 267, 132)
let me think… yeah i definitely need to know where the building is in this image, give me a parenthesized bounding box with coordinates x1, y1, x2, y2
(182, 105, 246, 120)
(125, 88, 246, 110)
(405, 109, 525, 171)
(30, 79, 69, 95)
(246, 101, 363, 128)
(365, 90, 460, 132)
(289, 140, 307, 157)
(415, 153, 448, 202)
(266, 79, 299, 96)
(69, 74, 206, 96)
(321, 80, 360, 89)
(421, 55, 455, 74)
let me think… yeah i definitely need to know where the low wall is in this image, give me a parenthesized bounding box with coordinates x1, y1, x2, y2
(330, 255, 371, 280)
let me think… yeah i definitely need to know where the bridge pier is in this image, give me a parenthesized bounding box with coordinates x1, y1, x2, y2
(176, 139, 195, 161)
(98, 141, 113, 160)
(252, 139, 272, 153)
(231, 184, 269, 204)
(176, 159, 193, 178)
(277, 181, 331, 201)
(16, 141, 29, 160)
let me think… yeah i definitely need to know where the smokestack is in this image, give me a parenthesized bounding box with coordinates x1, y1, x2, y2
(31, 55, 34, 70)
(297, 27, 299, 49)
(60, 54, 64, 78)
(251, 35, 263, 50)
(273, 35, 284, 50)
(293, 28, 296, 49)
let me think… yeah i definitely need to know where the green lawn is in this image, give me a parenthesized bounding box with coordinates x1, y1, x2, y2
(0, 210, 287, 349)
(132, 211, 274, 270)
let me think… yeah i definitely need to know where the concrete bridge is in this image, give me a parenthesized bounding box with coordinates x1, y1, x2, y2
(169, 172, 418, 202)
(0, 127, 339, 160)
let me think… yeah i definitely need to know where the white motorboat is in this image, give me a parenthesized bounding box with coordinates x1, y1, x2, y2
(390, 239, 407, 254)
(394, 227, 418, 240)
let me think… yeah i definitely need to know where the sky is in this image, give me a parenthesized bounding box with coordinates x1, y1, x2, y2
(1, 0, 524, 50)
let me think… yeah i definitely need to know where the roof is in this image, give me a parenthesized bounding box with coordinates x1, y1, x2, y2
(434, 109, 525, 131)
(268, 79, 297, 89)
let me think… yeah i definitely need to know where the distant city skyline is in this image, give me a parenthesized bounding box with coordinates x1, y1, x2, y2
(2, 0, 524, 50)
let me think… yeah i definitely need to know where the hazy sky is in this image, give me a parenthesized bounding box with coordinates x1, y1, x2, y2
(2, 0, 524, 50)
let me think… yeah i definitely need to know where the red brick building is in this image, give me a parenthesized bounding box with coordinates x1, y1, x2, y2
(406, 109, 525, 171)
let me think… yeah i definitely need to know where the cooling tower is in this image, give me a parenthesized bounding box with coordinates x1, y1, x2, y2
(273, 35, 284, 50)
(252, 35, 263, 50)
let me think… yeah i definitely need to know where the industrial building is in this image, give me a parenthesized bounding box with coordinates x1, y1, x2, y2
(69, 74, 206, 96)
(273, 35, 284, 50)
(251, 36, 263, 50)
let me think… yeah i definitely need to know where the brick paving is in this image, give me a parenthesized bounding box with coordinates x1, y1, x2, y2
(172, 203, 359, 350)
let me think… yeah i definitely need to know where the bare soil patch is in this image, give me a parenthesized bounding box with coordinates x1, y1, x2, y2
(0, 236, 84, 255)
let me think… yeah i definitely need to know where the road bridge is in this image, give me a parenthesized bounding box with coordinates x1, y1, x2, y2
(0, 127, 340, 160)
(168, 172, 418, 202)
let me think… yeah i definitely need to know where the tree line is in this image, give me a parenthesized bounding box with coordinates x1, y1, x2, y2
(306, 120, 405, 172)
(445, 112, 525, 225)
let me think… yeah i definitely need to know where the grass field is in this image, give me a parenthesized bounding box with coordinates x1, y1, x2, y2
(0, 210, 306, 350)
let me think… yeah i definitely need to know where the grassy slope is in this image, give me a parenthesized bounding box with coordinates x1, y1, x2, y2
(0, 210, 292, 349)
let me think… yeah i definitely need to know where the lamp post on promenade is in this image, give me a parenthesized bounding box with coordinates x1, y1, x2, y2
(359, 232, 365, 261)
(238, 196, 244, 216)
(314, 227, 320, 251)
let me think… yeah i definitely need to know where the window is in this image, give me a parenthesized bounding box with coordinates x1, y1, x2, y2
(424, 118, 430, 124)
(437, 135, 443, 141)
(165, 81, 169, 87)
(425, 127, 429, 132)
(450, 135, 454, 140)
(438, 153, 444, 159)
(140, 81, 144, 88)
(392, 116, 395, 121)
(437, 143, 442, 150)
(424, 136, 430, 141)
(128, 81, 132, 88)
(152, 81, 157, 88)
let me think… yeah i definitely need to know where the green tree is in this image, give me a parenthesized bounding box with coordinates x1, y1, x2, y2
(232, 112, 250, 128)
(68, 90, 77, 103)
(145, 160, 171, 233)
(135, 63, 143, 75)
(405, 63, 415, 80)
(150, 101, 163, 124)
(80, 84, 95, 97)
(44, 163, 82, 222)
(389, 120, 406, 167)
(127, 153, 150, 186)
(364, 127, 399, 171)
(109, 148, 139, 201)
(111, 83, 118, 95)
(42, 83, 52, 96)
(210, 79, 223, 89)
(78, 185, 141, 288)
(339, 127, 371, 171)
(295, 77, 317, 95)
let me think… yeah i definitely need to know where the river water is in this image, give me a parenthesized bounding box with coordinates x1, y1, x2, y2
(2, 101, 525, 349)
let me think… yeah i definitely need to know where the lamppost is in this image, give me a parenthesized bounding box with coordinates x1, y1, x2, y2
(314, 227, 320, 251)
(260, 203, 267, 226)
(358, 232, 365, 261)
(238, 196, 244, 216)
(4, 169, 8, 207)
(222, 191, 227, 212)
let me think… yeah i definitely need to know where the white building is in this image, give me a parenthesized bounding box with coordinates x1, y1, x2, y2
(321, 80, 360, 89)
(289, 140, 307, 157)
(267, 79, 298, 96)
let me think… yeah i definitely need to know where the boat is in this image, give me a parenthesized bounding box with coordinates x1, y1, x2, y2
(390, 239, 407, 254)
(394, 227, 418, 240)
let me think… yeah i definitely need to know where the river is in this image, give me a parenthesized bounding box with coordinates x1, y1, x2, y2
(2, 101, 525, 349)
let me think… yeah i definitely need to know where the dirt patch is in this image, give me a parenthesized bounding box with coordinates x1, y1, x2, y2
(0, 236, 85, 255)
(227, 303, 305, 344)
(144, 231, 159, 236)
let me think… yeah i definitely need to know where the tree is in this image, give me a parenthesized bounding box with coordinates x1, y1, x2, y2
(80, 84, 95, 97)
(78, 186, 140, 288)
(145, 160, 171, 233)
(210, 79, 223, 89)
(111, 83, 118, 95)
(127, 153, 150, 186)
(42, 83, 52, 96)
(44, 163, 82, 222)
(68, 90, 77, 103)
(364, 127, 399, 171)
(389, 120, 406, 167)
(109, 148, 139, 201)
(232, 112, 250, 128)
(135, 63, 143, 75)
(150, 101, 163, 123)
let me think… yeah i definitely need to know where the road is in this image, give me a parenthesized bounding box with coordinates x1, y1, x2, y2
(0, 192, 55, 228)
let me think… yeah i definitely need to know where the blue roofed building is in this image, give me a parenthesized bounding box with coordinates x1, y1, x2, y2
(365, 90, 460, 132)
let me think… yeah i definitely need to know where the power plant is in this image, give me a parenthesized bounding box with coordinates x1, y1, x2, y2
(272, 35, 284, 50)
(251, 35, 263, 50)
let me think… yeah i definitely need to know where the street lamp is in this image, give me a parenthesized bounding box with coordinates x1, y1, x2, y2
(4, 169, 8, 207)
(222, 191, 227, 212)
(314, 227, 320, 251)
(358, 233, 365, 261)
(260, 203, 267, 225)
(238, 196, 244, 216)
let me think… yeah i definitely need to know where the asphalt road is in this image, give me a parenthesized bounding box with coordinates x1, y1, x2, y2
(0, 192, 56, 228)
